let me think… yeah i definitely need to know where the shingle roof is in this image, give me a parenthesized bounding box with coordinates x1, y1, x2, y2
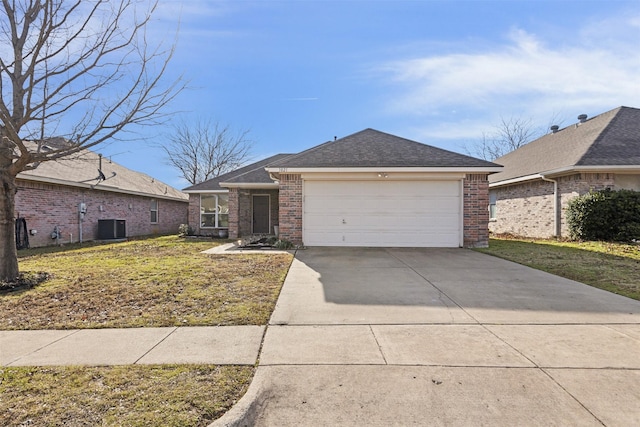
(182, 154, 292, 191)
(490, 106, 640, 184)
(18, 147, 188, 201)
(274, 128, 500, 168)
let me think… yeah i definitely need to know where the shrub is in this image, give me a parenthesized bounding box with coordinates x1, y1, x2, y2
(567, 189, 640, 241)
(272, 239, 294, 249)
(178, 224, 195, 237)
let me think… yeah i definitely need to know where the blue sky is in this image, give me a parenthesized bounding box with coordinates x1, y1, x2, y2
(99, 0, 640, 189)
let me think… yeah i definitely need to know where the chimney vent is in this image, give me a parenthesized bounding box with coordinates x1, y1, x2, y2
(550, 125, 559, 133)
(578, 114, 588, 123)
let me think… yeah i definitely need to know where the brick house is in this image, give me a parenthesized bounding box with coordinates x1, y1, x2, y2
(184, 129, 501, 248)
(15, 145, 188, 247)
(489, 106, 640, 238)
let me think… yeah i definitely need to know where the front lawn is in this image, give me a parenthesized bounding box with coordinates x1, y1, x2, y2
(0, 365, 253, 427)
(477, 237, 640, 301)
(1, 235, 293, 330)
(0, 236, 293, 426)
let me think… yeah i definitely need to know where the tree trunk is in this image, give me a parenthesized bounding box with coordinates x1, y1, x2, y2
(0, 171, 19, 282)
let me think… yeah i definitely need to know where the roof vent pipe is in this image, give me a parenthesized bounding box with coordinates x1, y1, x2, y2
(550, 125, 559, 133)
(578, 114, 588, 123)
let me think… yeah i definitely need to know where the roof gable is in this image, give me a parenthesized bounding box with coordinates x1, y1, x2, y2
(490, 106, 640, 183)
(274, 128, 500, 168)
(182, 153, 292, 191)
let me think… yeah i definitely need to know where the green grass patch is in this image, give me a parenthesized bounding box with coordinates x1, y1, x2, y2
(0, 365, 253, 426)
(477, 237, 640, 300)
(2, 235, 294, 330)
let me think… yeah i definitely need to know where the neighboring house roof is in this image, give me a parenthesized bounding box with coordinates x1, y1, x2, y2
(271, 128, 501, 169)
(490, 106, 640, 185)
(182, 154, 292, 192)
(17, 147, 188, 202)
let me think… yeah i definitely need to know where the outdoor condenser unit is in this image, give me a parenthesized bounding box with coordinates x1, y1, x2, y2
(98, 219, 126, 239)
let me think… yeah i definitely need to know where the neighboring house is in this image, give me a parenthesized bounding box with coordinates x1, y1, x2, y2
(489, 106, 640, 239)
(184, 129, 502, 248)
(15, 143, 188, 248)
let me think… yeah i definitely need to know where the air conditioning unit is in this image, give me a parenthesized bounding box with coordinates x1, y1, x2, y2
(98, 219, 126, 239)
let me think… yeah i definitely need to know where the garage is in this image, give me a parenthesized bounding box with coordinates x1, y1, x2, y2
(303, 179, 462, 247)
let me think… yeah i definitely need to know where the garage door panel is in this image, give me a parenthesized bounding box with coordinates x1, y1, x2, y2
(303, 180, 461, 247)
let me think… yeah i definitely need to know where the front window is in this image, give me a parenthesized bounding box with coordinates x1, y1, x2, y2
(489, 191, 497, 220)
(201, 194, 229, 228)
(150, 199, 158, 223)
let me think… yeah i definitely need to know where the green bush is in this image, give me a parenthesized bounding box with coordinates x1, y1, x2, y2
(567, 189, 640, 241)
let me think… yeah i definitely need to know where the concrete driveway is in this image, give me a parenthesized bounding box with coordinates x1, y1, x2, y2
(215, 247, 640, 426)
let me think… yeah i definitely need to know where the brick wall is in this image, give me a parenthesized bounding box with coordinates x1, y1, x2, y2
(489, 173, 618, 238)
(463, 174, 490, 248)
(489, 179, 555, 238)
(228, 188, 239, 239)
(188, 194, 200, 234)
(15, 179, 188, 247)
(278, 174, 303, 245)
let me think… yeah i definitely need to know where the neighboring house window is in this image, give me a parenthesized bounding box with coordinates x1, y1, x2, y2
(150, 199, 158, 223)
(201, 194, 229, 228)
(489, 191, 497, 220)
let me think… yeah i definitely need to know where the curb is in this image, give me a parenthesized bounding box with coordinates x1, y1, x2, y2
(209, 367, 270, 427)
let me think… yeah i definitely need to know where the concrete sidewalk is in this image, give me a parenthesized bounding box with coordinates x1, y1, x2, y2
(1, 326, 264, 366)
(213, 247, 640, 426)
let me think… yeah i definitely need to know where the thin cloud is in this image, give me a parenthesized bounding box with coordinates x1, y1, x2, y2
(377, 13, 640, 138)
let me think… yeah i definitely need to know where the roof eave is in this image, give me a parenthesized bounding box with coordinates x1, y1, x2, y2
(17, 174, 189, 202)
(219, 182, 279, 189)
(183, 188, 228, 194)
(490, 165, 640, 187)
(265, 166, 503, 174)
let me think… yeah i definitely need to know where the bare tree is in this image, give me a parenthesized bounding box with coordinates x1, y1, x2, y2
(162, 119, 253, 185)
(466, 113, 566, 161)
(468, 116, 538, 161)
(0, 0, 182, 281)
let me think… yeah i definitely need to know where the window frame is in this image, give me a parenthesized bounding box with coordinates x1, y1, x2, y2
(488, 191, 497, 220)
(200, 193, 229, 229)
(150, 199, 159, 223)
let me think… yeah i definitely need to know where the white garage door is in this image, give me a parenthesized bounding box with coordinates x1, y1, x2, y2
(303, 180, 461, 247)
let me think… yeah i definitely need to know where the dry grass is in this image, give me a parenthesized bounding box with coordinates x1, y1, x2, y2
(0, 365, 253, 427)
(478, 237, 640, 300)
(1, 236, 293, 330)
(0, 236, 293, 425)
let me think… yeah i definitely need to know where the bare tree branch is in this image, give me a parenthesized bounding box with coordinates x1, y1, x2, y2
(0, 0, 184, 281)
(160, 119, 254, 185)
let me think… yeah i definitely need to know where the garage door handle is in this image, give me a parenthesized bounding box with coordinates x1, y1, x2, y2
(342, 219, 346, 224)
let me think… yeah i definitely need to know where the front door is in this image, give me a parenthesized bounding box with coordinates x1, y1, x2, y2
(252, 195, 270, 234)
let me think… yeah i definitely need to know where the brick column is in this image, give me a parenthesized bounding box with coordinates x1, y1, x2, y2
(463, 174, 490, 248)
(228, 188, 240, 239)
(278, 174, 303, 245)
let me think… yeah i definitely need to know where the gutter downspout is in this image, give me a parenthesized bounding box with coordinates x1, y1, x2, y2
(540, 174, 559, 237)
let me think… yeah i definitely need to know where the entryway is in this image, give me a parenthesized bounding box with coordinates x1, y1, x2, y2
(252, 195, 270, 234)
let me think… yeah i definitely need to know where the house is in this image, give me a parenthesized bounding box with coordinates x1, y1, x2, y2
(184, 129, 502, 248)
(489, 106, 640, 239)
(15, 143, 189, 247)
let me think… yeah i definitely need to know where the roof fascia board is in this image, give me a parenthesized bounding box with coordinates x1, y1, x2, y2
(300, 171, 468, 181)
(17, 175, 188, 202)
(183, 189, 229, 194)
(265, 166, 503, 174)
(542, 165, 640, 177)
(219, 182, 279, 189)
(490, 165, 640, 188)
